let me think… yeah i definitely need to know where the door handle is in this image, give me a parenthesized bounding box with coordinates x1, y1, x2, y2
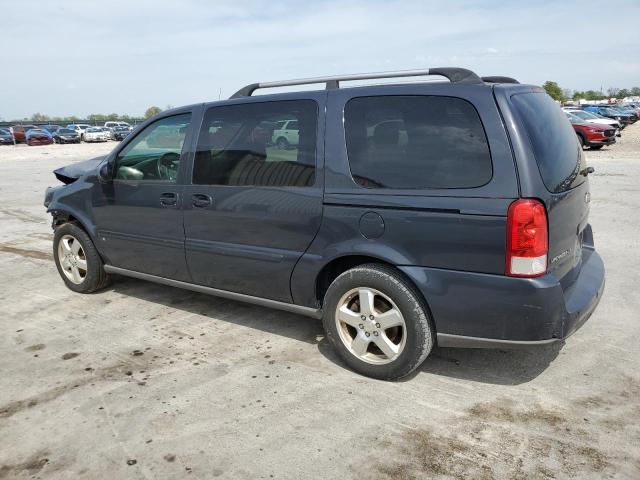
(192, 193, 213, 208)
(159, 192, 177, 207)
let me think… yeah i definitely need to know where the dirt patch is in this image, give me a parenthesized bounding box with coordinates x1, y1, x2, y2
(0, 244, 51, 261)
(24, 344, 46, 352)
(0, 451, 49, 479)
(360, 394, 629, 479)
(61, 352, 80, 360)
(0, 208, 46, 224)
(0, 354, 162, 419)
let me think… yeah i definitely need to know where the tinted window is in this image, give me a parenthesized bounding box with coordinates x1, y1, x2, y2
(115, 113, 191, 182)
(193, 100, 317, 187)
(344, 96, 492, 189)
(511, 92, 585, 193)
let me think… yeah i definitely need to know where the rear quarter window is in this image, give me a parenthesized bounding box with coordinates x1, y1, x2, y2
(511, 92, 586, 193)
(344, 95, 493, 189)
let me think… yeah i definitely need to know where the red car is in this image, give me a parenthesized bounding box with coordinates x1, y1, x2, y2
(569, 118, 616, 150)
(10, 124, 38, 143)
(25, 128, 54, 146)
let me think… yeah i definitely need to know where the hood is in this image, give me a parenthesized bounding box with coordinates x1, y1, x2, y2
(54, 155, 106, 184)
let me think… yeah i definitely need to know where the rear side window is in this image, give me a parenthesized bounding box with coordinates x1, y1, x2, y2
(511, 92, 585, 193)
(344, 96, 492, 189)
(193, 100, 317, 187)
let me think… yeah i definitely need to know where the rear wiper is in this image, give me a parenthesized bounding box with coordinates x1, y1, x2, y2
(580, 166, 595, 177)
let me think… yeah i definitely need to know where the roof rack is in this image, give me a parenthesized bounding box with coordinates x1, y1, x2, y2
(230, 67, 483, 98)
(481, 76, 519, 84)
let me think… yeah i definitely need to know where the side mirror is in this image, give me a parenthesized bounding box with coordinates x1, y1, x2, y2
(99, 162, 113, 183)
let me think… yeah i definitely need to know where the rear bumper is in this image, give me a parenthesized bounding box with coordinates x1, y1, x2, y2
(399, 247, 605, 348)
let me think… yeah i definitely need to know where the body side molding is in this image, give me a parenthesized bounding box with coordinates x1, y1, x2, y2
(103, 265, 323, 319)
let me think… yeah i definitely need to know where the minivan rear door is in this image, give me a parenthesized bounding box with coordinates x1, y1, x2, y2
(500, 87, 591, 282)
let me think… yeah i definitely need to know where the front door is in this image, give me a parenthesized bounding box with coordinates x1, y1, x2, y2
(183, 97, 324, 302)
(93, 112, 193, 281)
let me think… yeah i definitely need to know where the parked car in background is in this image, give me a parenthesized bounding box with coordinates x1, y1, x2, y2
(564, 110, 621, 135)
(568, 116, 616, 149)
(98, 127, 112, 139)
(44, 68, 605, 380)
(66, 124, 92, 141)
(53, 128, 81, 144)
(26, 128, 54, 146)
(104, 121, 132, 131)
(613, 105, 639, 121)
(10, 124, 38, 143)
(0, 128, 15, 144)
(583, 106, 636, 126)
(83, 127, 109, 142)
(111, 126, 131, 141)
(271, 119, 299, 148)
(42, 125, 62, 135)
(0, 128, 15, 145)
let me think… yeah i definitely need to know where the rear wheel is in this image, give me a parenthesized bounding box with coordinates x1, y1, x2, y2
(577, 134, 585, 149)
(322, 264, 434, 380)
(590, 145, 603, 150)
(53, 223, 110, 293)
(276, 137, 289, 149)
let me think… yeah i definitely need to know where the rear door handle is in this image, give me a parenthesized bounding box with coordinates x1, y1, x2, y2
(159, 192, 177, 207)
(192, 193, 213, 208)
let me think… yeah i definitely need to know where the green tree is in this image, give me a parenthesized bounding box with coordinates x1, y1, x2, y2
(631, 87, 640, 96)
(144, 106, 162, 119)
(31, 112, 50, 122)
(617, 88, 630, 98)
(107, 113, 119, 121)
(88, 114, 107, 122)
(542, 81, 564, 101)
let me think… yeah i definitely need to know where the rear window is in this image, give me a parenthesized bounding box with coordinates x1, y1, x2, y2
(512, 92, 585, 193)
(344, 96, 492, 189)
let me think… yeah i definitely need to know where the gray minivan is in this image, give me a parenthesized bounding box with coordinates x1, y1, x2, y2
(44, 68, 604, 380)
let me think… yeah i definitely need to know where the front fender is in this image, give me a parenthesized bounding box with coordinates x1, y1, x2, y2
(45, 176, 100, 245)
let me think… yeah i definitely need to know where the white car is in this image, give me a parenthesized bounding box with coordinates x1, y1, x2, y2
(564, 109, 622, 135)
(83, 127, 109, 143)
(66, 124, 92, 141)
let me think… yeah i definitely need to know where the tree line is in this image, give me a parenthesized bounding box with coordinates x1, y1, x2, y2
(542, 81, 640, 102)
(5, 106, 166, 124)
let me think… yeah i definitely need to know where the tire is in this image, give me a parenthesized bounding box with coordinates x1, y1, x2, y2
(276, 137, 289, 149)
(53, 223, 110, 293)
(577, 134, 585, 149)
(589, 145, 603, 150)
(322, 264, 434, 380)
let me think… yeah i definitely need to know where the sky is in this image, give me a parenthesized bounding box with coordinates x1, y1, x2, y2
(1, 0, 639, 120)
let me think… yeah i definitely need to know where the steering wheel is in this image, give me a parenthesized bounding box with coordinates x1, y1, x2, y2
(157, 152, 180, 181)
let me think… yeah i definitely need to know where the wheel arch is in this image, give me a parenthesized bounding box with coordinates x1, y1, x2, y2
(315, 255, 431, 316)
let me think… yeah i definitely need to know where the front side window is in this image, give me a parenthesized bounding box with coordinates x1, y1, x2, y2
(115, 113, 191, 182)
(344, 96, 492, 189)
(193, 100, 317, 187)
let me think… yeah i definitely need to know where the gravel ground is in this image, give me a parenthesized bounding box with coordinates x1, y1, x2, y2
(0, 129, 639, 479)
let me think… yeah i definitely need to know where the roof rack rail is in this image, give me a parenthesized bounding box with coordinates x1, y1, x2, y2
(230, 67, 483, 98)
(481, 76, 519, 84)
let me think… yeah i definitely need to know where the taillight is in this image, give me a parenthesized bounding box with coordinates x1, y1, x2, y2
(506, 199, 548, 277)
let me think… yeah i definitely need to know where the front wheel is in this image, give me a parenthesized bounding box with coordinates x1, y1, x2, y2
(322, 264, 434, 380)
(589, 145, 603, 150)
(53, 223, 110, 293)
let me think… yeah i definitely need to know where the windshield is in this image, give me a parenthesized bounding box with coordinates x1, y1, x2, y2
(512, 92, 586, 194)
(59, 129, 75, 134)
(0, 128, 9, 135)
